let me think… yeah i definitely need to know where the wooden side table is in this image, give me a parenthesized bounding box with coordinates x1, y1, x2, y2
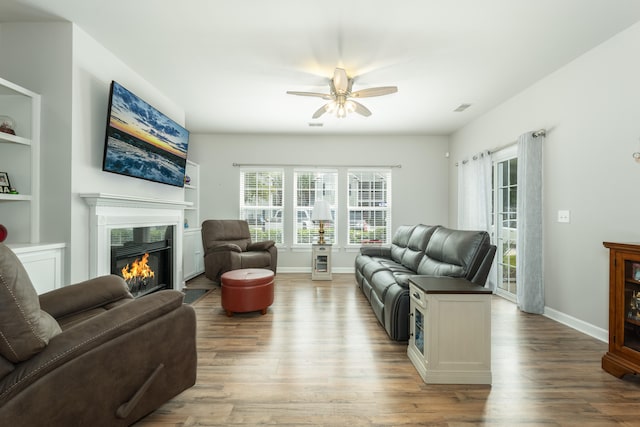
(407, 276, 492, 384)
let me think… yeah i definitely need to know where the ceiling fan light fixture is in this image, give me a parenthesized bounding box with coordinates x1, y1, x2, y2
(345, 100, 356, 114)
(333, 68, 349, 94)
(287, 67, 397, 119)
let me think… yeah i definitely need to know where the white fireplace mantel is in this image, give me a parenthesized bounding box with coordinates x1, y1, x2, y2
(80, 193, 190, 290)
(81, 192, 192, 209)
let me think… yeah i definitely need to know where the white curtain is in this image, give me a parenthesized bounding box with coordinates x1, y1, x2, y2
(516, 131, 544, 313)
(457, 150, 495, 290)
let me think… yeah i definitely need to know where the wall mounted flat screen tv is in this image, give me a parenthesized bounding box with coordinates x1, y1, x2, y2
(102, 81, 189, 187)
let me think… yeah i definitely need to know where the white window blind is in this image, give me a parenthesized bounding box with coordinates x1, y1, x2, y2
(239, 168, 284, 244)
(293, 169, 338, 245)
(347, 169, 392, 245)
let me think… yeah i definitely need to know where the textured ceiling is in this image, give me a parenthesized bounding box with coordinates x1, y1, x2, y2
(2, 0, 640, 135)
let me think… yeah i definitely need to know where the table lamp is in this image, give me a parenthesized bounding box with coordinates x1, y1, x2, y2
(312, 200, 332, 244)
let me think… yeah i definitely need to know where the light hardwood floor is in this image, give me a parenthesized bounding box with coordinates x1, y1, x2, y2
(136, 273, 640, 426)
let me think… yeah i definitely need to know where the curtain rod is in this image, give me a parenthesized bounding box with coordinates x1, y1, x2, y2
(232, 163, 402, 168)
(456, 128, 547, 166)
(488, 128, 546, 154)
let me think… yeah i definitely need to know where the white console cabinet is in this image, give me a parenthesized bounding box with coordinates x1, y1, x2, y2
(182, 160, 204, 280)
(9, 243, 65, 294)
(183, 229, 204, 281)
(311, 243, 332, 280)
(407, 276, 492, 385)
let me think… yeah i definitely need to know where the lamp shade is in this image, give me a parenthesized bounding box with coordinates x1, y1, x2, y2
(312, 200, 332, 221)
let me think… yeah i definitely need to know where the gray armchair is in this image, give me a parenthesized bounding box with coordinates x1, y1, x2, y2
(201, 219, 277, 282)
(0, 243, 197, 426)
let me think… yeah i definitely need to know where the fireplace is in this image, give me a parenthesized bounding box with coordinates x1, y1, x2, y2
(81, 193, 189, 292)
(110, 225, 174, 297)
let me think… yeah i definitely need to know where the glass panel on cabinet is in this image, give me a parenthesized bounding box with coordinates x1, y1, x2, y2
(414, 308, 424, 354)
(624, 260, 640, 351)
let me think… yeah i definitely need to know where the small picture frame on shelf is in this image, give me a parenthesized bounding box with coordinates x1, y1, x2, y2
(633, 263, 640, 281)
(0, 172, 10, 193)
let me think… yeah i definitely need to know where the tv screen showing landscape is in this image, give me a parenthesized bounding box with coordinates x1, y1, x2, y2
(102, 81, 189, 187)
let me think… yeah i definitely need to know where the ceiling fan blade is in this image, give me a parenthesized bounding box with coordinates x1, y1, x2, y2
(351, 100, 372, 117)
(350, 86, 398, 98)
(312, 104, 330, 119)
(332, 68, 349, 94)
(286, 91, 332, 100)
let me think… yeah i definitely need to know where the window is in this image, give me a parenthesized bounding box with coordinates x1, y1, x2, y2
(491, 147, 517, 301)
(347, 169, 392, 245)
(239, 169, 284, 244)
(293, 170, 337, 244)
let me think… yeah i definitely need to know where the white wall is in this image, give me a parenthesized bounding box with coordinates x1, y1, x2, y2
(0, 22, 74, 281)
(189, 133, 449, 271)
(449, 21, 640, 338)
(0, 22, 187, 283)
(69, 25, 186, 282)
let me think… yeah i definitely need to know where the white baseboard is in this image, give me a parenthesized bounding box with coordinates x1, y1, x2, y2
(544, 306, 608, 343)
(276, 267, 356, 274)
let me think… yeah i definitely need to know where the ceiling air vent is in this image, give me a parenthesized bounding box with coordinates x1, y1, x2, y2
(453, 103, 471, 112)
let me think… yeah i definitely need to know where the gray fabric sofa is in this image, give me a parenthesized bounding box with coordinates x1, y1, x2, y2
(355, 225, 496, 341)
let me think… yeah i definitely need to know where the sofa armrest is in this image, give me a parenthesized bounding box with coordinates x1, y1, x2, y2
(205, 243, 242, 256)
(0, 290, 188, 405)
(359, 245, 391, 258)
(39, 275, 133, 320)
(247, 240, 275, 251)
(470, 244, 497, 286)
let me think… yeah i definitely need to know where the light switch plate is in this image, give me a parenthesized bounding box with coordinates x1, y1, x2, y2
(557, 210, 571, 223)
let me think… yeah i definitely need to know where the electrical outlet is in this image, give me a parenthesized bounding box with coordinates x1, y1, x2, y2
(557, 210, 571, 223)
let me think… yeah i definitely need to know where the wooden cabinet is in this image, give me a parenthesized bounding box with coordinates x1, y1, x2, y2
(312, 244, 332, 280)
(0, 76, 40, 244)
(407, 276, 492, 384)
(602, 242, 640, 378)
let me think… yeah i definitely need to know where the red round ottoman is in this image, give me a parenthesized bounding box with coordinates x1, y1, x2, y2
(220, 268, 275, 317)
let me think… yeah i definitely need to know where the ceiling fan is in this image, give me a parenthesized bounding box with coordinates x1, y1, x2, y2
(286, 68, 398, 119)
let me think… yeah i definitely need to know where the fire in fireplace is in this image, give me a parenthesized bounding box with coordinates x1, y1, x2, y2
(110, 225, 174, 297)
(121, 252, 155, 295)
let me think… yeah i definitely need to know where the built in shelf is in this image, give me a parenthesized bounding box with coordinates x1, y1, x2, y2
(0, 193, 31, 201)
(0, 132, 31, 146)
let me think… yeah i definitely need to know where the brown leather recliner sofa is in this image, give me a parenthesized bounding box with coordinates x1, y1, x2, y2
(0, 243, 197, 426)
(201, 219, 277, 282)
(355, 225, 496, 341)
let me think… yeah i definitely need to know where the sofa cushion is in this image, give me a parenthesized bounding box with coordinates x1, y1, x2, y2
(0, 355, 14, 379)
(417, 227, 490, 278)
(400, 224, 438, 271)
(369, 270, 398, 301)
(362, 261, 390, 283)
(390, 225, 415, 264)
(0, 244, 62, 363)
(201, 220, 250, 251)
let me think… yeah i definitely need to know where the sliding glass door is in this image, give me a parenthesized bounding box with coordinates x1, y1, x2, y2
(492, 147, 518, 302)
